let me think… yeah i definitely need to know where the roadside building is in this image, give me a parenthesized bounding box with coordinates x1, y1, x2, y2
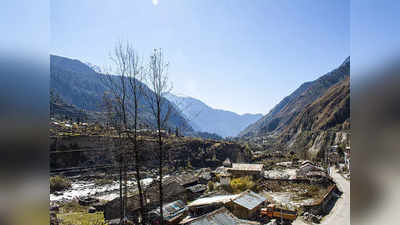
(344, 146, 351, 171)
(181, 207, 260, 225)
(297, 161, 324, 177)
(149, 200, 188, 225)
(228, 163, 264, 178)
(227, 190, 267, 220)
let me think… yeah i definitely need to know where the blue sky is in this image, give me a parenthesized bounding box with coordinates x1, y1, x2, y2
(51, 0, 349, 115)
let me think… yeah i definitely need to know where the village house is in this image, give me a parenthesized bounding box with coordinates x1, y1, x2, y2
(181, 207, 260, 225)
(187, 194, 239, 217)
(149, 200, 188, 225)
(223, 158, 232, 167)
(175, 173, 199, 188)
(219, 171, 232, 186)
(104, 178, 189, 222)
(296, 160, 324, 177)
(227, 190, 267, 220)
(186, 184, 207, 200)
(198, 171, 214, 184)
(228, 163, 264, 179)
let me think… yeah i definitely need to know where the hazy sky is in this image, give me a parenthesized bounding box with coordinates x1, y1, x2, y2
(51, 0, 349, 115)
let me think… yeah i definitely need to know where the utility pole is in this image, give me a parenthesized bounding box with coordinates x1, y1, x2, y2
(325, 147, 330, 176)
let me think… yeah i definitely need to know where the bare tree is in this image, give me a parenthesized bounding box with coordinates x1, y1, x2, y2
(99, 42, 146, 224)
(124, 45, 147, 224)
(143, 48, 172, 225)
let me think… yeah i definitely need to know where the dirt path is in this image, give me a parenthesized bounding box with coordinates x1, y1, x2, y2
(293, 167, 350, 225)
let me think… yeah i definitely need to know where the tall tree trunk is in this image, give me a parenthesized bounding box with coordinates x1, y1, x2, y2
(124, 156, 127, 219)
(133, 91, 146, 224)
(158, 105, 164, 225)
(119, 156, 123, 220)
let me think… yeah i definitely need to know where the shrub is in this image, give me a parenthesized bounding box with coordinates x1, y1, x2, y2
(230, 176, 255, 193)
(50, 175, 71, 193)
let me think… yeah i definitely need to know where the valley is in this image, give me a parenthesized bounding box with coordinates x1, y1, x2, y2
(50, 54, 350, 225)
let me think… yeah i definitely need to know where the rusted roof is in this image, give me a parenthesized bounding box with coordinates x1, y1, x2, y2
(184, 207, 259, 225)
(229, 163, 263, 172)
(232, 190, 266, 210)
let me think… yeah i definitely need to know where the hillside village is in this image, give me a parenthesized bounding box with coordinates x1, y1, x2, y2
(50, 117, 350, 225)
(49, 54, 350, 225)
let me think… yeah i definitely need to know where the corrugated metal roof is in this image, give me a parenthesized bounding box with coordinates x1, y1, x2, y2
(188, 195, 239, 207)
(230, 163, 263, 172)
(232, 190, 266, 210)
(153, 200, 187, 220)
(175, 173, 199, 186)
(187, 184, 207, 193)
(186, 207, 259, 225)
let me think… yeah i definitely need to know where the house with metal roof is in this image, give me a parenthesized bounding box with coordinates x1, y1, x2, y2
(149, 200, 188, 225)
(186, 184, 207, 200)
(181, 207, 259, 225)
(228, 163, 264, 178)
(175, 173, 200, 188)
(188, 194, 239, 217)
(227, 190, 267, 220)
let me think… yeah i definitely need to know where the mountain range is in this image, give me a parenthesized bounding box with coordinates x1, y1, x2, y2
(240, 57, 350, 158)
(50, 55, 192, 131)
(166, 94, 263, 138)
(50, 54, 350, 156)
(240, 57, 350, 138)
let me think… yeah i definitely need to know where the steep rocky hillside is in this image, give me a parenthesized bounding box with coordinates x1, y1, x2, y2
(279, 76, 350, 158)
(239, 57, 350, 138)
(50, 135, 252, 171)
(167, 94, 263, 137)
